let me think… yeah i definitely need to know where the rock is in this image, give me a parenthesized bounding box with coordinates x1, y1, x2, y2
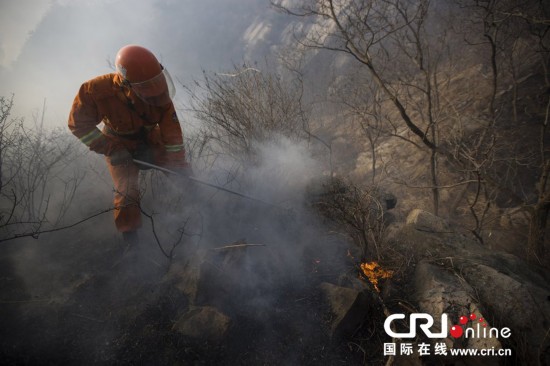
(170, 258, 202, 303)
(319, 282, 369, 339)
(390, 210, 550, 365)
(458, 261, 550, 364)
(406, 209, 450, 233)
(381, 192, 397, 210)
(392, 213, 482, 259)
(306, 176, 396, 213)
(499, 208, 530, 229)
(414, 260, 501, 365)
(338, 273, 370, 293)
(172, 306, 231, 341)
(168, 240, 293, 322)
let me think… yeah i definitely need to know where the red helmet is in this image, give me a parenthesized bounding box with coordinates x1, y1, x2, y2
(115, 45, 175, 106)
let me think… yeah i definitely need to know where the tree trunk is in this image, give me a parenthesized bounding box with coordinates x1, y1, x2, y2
(528, 202, 549, 262)
(430, 148, 439, 216)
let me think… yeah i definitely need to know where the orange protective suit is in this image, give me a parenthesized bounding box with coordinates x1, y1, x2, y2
(68, 73, 187, 232)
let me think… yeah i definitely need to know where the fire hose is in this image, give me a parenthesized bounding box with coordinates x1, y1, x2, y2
(133, 159, 287, 211)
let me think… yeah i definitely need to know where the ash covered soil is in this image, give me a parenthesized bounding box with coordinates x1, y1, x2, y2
(0, 198, 388, 366)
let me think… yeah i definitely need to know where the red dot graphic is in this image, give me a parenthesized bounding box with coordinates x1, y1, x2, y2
(459, 316, 468, 325)
(469, 313, 477, 320)
(482, 323, 487, 327)
(450, 325, 464, 338)
(479, 317, 484, 322)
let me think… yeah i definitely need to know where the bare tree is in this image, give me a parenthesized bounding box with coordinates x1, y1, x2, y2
(525, 13, 550, 261)
(272, 0, 455, 215)
(0, 96, 14, 194)
(273, 0, 550, 263)
(451, 0, 550, 258)
(329, 68, 392, 184)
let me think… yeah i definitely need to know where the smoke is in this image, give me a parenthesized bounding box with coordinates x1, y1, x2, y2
(1, 115, 349, 364)
(145, 134, 341, 310)
(0, 0, 275, 126)
(0, 0, 52, 68)
(245, 137, 323, 205)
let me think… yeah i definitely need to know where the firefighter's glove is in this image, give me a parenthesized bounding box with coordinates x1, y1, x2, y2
(108, 149, 133, 166)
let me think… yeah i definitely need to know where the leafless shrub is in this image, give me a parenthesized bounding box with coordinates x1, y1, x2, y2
(184, 63, 309, 164)
(138, 169, 206, 265)
(0, 96, 89, 242)
(309, 177, 391, 260)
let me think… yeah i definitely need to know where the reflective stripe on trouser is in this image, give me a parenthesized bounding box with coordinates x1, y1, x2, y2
(107, 159, 142, 232)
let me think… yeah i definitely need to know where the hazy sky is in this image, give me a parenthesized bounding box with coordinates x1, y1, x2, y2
(0, 0, 278, 127)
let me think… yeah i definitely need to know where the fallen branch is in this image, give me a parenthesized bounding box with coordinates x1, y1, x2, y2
(0, 207, 115, 243)
(70, 313, 105, 323)
(0, 298, 59, 304)
(210, 243, 266, 251)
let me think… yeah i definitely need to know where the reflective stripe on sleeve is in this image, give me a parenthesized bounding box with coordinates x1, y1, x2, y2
(165, 143, 184, 153)
(80, 128, 104, 146)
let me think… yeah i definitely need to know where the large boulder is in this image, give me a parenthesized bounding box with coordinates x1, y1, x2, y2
(406, 209, 450, 233)
(172, 305, 231, 341)
(388, 209, 550, 365)
(168, 241, 288, 310)
(319, 282, 369, 339)
(414, 261, 501, 366)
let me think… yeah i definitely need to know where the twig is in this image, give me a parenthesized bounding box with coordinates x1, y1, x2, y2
(210, 243, 266, 250)
(140, 208, 170, 259)
(0, 298, 58, 304)
(539, 327, 550, 361)
(0, 207, 115, 243)
(398, 300, 418, 314)
(71, 313, 105, 323)
(415, 227, 455, 234)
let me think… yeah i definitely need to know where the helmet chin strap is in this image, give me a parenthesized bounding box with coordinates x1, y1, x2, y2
(121, 78, 132, 89)
(115, 72, 132, 89)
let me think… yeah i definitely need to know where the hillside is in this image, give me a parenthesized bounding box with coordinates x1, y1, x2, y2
(1, 0, 550, 365)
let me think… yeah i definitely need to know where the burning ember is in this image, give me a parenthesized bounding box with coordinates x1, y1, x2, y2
(360, 262, 394, 292)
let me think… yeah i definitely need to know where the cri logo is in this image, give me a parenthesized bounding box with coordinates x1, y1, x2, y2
(450, 313, 482, 338)
(384, 313, 511, 339)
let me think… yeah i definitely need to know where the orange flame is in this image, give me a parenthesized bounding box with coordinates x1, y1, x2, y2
(360, 262, 394, 292)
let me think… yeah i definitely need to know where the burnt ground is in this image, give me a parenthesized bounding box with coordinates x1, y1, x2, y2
(0, 198, 390, 366)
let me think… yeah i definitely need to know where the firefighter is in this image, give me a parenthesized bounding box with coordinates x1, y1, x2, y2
(68, 45, 189, 245)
